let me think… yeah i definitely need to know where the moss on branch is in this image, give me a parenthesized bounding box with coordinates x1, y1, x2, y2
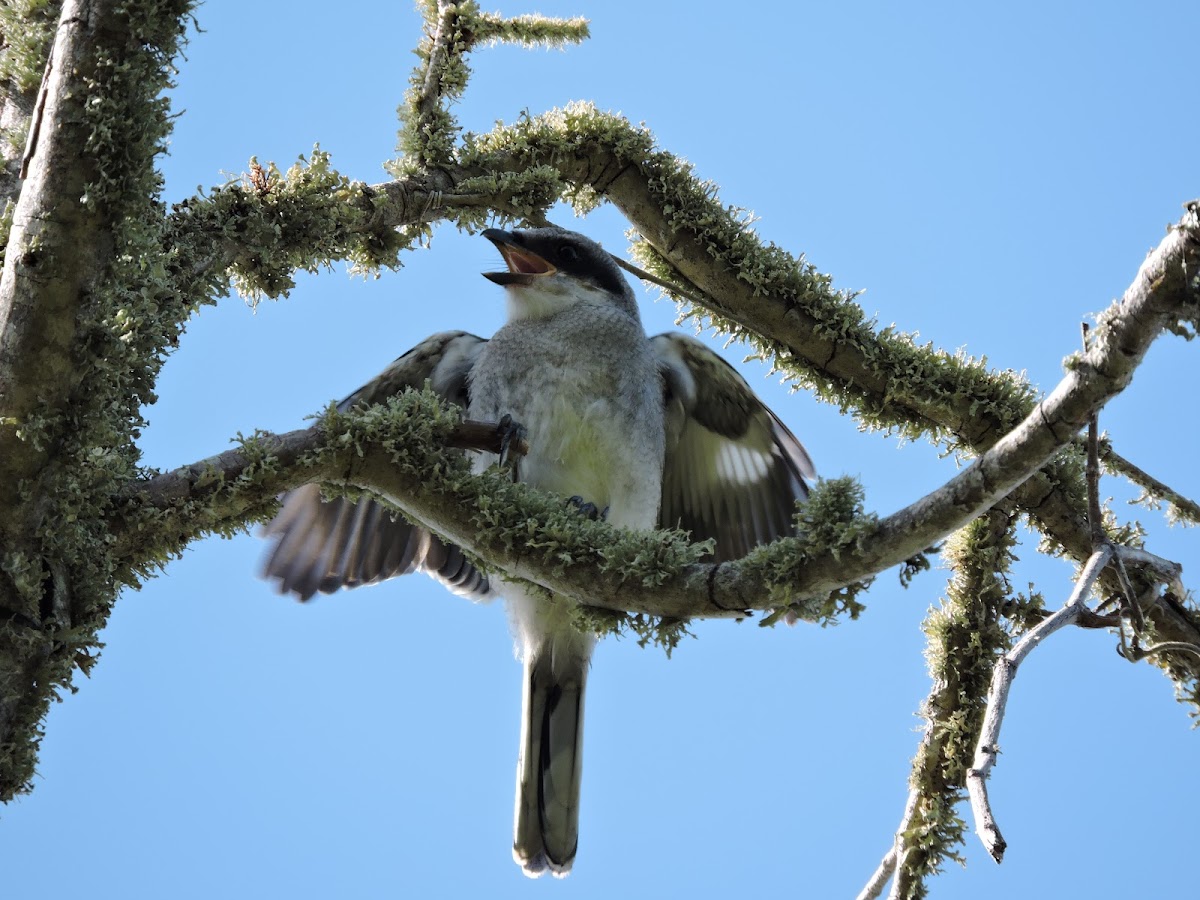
(891, 512, 1028, 897)
(0, 0, 195, 801)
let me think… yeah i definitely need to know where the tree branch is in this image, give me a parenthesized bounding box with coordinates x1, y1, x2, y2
(875, 509, 1017, 899)
(0, 0, 193, 802)
(0, 0, 121, 505)
(112, 415, 528, 563)
(858, 846, 896, 900)
(965, 545, 1113, 862)
(1100, 443, 1200, 527)
(161, 111, 1200, 643)
(116, 231, 1195, 625)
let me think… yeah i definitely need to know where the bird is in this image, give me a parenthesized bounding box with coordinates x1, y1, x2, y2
(260, 226, 816, 877)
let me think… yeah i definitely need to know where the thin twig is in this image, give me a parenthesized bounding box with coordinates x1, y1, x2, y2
(1097, 444, 1200, 526)
(1077, 361, 1151, 644)
(1128, 641, 1200, 662)
(965, 545, 1114, 863)
(1111, 549, 1147, 635)
(610, 252, 709, 306)
(1082, 324, 1105, 546)
(856, 784, 920, 900)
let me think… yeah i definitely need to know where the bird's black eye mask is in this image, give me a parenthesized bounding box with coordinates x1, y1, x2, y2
(534, 238, 629, 299)
(485, 228, 630, 299)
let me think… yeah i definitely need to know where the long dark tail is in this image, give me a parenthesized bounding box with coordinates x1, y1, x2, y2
(513, 641, 590, 878)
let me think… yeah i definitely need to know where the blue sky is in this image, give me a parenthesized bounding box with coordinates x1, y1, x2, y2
(3, 2, 1199, 897)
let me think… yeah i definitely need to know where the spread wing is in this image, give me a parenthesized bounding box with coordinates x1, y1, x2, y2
(261, 330, 492, 601)
(652, 333, 816, 562)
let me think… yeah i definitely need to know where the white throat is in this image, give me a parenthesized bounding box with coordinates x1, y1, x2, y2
(505, 277, 602, 322)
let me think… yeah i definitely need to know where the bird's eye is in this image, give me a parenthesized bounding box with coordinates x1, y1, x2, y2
(558, 244, 579, 263)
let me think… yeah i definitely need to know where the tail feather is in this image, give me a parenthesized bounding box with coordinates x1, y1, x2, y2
(513, 643, 589, 878)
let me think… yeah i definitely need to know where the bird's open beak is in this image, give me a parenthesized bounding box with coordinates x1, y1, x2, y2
(482, 229, 557, 286)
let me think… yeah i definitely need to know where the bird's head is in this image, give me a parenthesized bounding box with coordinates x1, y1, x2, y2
(482, 227, 636, 322)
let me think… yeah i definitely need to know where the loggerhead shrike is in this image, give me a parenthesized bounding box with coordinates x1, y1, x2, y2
(261, 227, 816, 878)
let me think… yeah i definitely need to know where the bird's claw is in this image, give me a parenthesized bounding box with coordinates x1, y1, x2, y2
(566, 495, 608, 521)
(496, 414, 527, 477)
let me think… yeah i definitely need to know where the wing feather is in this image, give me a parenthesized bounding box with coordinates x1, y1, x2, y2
(261, 331, 493, 601)
(652, 333, 815, 562)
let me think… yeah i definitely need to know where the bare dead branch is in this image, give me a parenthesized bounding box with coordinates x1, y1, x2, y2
(1083, 324, 1105, 546)
(858, 785, 919, 900)
(443, 418, 530, 457)
(1113, 547, 1184, 587)
(1128, 641, 1200, 662)
(964, 427, 1196, 862)
(858, 847, 896, 900)
(966, 545, 1114, 863)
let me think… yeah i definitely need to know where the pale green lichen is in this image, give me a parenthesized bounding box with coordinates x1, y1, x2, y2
(737, 476, 874, 625)
(574, 606, 695, 657)
(165, 148, 411, 304)
(471, 12, 589, 49)
(451, 166, 565, 230)
(893, 512, 1031, 898)
(0, 0, 56, 93)
(461, 448, 708, 589)
(0, 0, 195, 800)
(388, 1, 588, 178)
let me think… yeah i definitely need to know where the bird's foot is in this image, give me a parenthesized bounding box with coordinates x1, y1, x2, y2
(496, 414, 527, 478)
(566, 495, 609, 521)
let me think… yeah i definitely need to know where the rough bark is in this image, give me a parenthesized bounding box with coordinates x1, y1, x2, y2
(0, 0, 192, 801)
(0, 0, 123, 508)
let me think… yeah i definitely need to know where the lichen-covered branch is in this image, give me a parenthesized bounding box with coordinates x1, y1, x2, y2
(0, 0, 193, 801)
(1, 0, 127, 505)
(113, 410, 530, 576)
(456, 107, 1199, 630)
(880, 510, 1020, 900)
(155, 110, 1200, 647)
(390, 0, 587, 175)
(1, 1, 1196, 853)
(115, 392, 735, 622)
(162, 105, 1200, 633)
(115, 238, 1191, 626)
